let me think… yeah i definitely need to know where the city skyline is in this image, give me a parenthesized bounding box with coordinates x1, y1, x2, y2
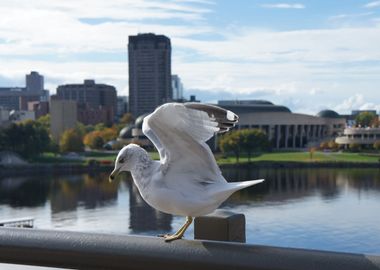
(0, 0, 380, 114)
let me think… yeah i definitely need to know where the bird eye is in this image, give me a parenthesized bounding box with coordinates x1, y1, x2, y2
(119, 158, 125, 164)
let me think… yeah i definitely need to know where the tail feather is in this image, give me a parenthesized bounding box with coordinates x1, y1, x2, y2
(209, 179, 265, 202)
(229, 179, 265, 192)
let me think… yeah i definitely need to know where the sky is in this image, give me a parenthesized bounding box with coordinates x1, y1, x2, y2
(0, 0, 380, 115)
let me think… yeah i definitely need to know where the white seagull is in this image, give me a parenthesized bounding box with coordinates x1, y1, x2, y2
(109, 103, 264, 242)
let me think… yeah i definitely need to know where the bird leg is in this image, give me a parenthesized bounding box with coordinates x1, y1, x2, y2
(163, 216, 193, 242)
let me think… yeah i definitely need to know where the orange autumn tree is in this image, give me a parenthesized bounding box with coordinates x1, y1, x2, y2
(83, 127, 118, 149)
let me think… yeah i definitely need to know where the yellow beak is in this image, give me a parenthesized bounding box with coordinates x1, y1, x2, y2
(109, 168, 120, 182)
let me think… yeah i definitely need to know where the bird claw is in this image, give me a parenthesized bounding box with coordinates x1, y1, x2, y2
(157, 233, 171, 238)
(163, 234, 183, 242)
(157, 233, 183, 242)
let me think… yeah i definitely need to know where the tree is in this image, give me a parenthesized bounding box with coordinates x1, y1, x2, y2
(355, 112, 377, 127)
(309, 147, 317, 160)
(83, 127, 117, 149)
(0, 120, 50, 159)
(349, 143, 361, 152)
(119, 113, 134, 125)
(219, 129, 270, 162)
(374, 141, 380, 151)
(240, 129, 270, 161)
(219, 130, 243, 162)
(59, 129, 84, 152)
(328, 140, 339, 151)
(319, 141, 329, 150)
(36, 114, 50, 131)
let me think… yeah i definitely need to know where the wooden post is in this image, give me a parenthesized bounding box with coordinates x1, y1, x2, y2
(194, 210, 246, 243)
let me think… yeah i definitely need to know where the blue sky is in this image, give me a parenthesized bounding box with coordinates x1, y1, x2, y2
(0, 0, 380, 114)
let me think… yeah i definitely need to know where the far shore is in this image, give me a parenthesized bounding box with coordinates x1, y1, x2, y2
(1, 158, 379, 178)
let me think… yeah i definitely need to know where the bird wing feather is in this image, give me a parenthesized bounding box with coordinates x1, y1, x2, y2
(142, 103, 238, 183)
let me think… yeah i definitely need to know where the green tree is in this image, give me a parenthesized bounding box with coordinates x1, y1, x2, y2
(373, 140, 380, 151)
(0, 120, 50, 159)
(349, 143, 361, 152)
(219, 130, 243, 162)
(219, 129, 270, 162)
(355, 112, 377, 127)
(36, 114, 50, 131)
(59, 129, 84, 153)
(240, 129, 270, 161)
(119, 113, 134, 125)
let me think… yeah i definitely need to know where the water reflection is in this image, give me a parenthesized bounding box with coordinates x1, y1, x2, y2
(223, 168, 380, 204)
(0, 168, 379, 254)
(0, 177, 49, 207)
(126, 179, 172, 233)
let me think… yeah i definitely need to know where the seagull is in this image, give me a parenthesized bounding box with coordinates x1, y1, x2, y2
(109, 103, 264, 242)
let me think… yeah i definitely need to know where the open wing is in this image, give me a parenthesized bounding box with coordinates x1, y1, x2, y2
(142, 103, 238, 181)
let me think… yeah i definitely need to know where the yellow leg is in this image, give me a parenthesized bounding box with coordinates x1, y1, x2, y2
(163, 216, 193, 242)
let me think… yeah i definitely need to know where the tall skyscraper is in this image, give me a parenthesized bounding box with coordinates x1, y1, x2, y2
(171, 74, 184, 101)
(128, 33, 172, 117)
(26, 71, 44, 92)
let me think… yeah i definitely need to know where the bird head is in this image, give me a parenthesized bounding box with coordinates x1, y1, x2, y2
(109, 143, 142, 182)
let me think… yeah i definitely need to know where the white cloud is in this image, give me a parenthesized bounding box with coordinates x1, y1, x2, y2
(364, 1, 380, 8)
(0, 0, 214, 56)
(328, 12, 374, 21)
(175, 27, 380, 63)
(0, 0, 380, 115)
(261, 3, 305, 9)
(333, 94, 380, 113)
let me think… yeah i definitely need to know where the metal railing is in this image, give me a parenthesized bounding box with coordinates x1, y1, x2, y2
(1, 227, 379, 270)
(0, 217, 34, 228)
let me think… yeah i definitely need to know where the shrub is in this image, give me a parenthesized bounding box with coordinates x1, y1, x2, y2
(349, 143, 361, 152)
(374, 140, 380, 151)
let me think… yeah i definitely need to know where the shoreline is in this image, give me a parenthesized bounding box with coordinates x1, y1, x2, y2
(1, 160, 379, 177)
(219, 160, 380, 169)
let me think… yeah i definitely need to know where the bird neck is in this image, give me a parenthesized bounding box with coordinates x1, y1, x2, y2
(130, 149, 153, 185)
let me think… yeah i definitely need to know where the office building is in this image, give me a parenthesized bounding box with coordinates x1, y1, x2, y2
(171, 75, 183, 101)
(50, 99, 78, 142)
(26, 71, 44, 92)
(0, 106, 10, 127)
(56, 79, 117, 125)
(128, 33, 172, 117)
(117, 96, 128, 118)
(0, 72, 48, 110)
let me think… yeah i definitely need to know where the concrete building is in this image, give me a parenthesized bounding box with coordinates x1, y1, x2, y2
(0, 72, 48, 110)
(26, 71, 44, 92)
(50, 99, 78, 142)
(0, 106, 10, 127)
(218, 100, 346, 149)
(171, 75, 183, 101)
(335, 127, 380, 148)
(117, 96, 128, 118)
(56, 79, 117, 125)
(27, 101, 49, 119)
(9, 110, 35, 123)
(128, 33, 172, 117)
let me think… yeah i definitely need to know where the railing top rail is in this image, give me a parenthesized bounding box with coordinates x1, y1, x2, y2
(0, 227, 379, 270)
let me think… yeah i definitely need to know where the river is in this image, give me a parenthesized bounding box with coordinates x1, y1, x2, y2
(0, 167, 379, 255)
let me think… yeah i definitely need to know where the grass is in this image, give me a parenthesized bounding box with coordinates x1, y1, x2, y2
(33, 150, 380, 165)
(217, 151, 380, 164)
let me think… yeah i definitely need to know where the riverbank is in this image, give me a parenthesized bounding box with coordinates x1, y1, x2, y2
(1, 151, 379, 177)
(1, 158, 379, 178)
(0, 163, 113, 178)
